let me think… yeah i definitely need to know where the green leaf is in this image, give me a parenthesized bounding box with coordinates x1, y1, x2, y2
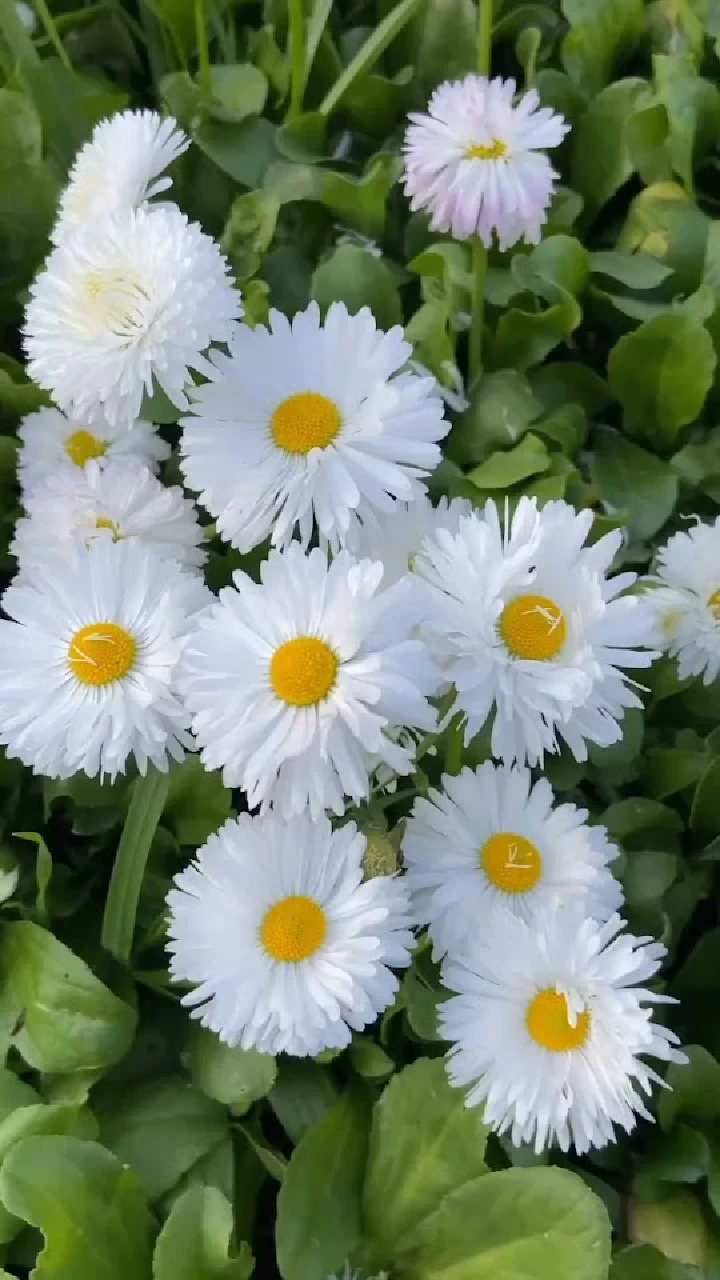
(601, 796, 682, 842)
(268, 1059, 339, 1144)
(153, 1185, 253, 1279)
(0, 1136, 153, 1279)
(319, 0, 420, 116)
(561, 0, 644, 95)
(611, 1244, 702, 1279)
(208, 65, 268, 123)
(630, 1192, 707, 1269)
(572, 79, 648, 218)
(164, 759, 232, 848)
(101, 767, 171, 965)
(275, 1092, 369, 1280)
(467, 433, 550, 491)
(221, 190, 280, 283)
(404, 0, 477, 99)
(690, 757, 720, 835)
(0, 921, 135, 1073)
(653, 54, 720, 194)
(265, 154, 400, 242)
(622, 850, 677, 906)
(634, 1125, 709, 1196)
(188, 1026, 276, 1114)
(641, 749, 707, 799)
(449, 370, 542, 465)
(194, 117, 278, 188)
(658, 1046, 720, 1130)
(590, 251, 673, 288)
(590, 428, 678, 540)
(311, 245, 402, 328)
(608, 313, 715, 447)
(363, 1058, 489, 1268)
(0, 1100, 97, 1244)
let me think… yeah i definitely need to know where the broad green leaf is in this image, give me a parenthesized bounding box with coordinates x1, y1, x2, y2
(268, 1059, 339, 1143)
(562, 0, 644, 95)
(153, 1185, 253, 1279)
(658, 1046, 720, 1130)
(194, 117, 278, 187)
(634, 1124, 708, 1196)
(164, 759, 232, 848)
(572, 79, 648, 218)
(208, 65, 268, 122)
(311, 245, 402, 328)
(221, 190, 280, 283)
(642, 748, 707, 799)
(403, 0, 476, 99)
(449, 370, 542, 465)
(275, 1092, 369, 1280)
(490, 295, 581, 370)
(467, 434, 550, 491)
(590, 428, 678, 540)
(0, 1069, 37, 1121)
(590, 251, 673, 288)
(0, 1101, 97, 1244)
(0, 1136, 153, 1279)
(619, 181, 709, 295)
(630, 1192, 707, 1268)
(608, 313, 715, 446)
(0, 921, 135, 1073)
(611, 1244, 703, 1278)
(188, 1026, 276, 1114)
(690, 757, 720, 835)
(602, 796, 682, 843)
(653, 54, 720, 193)
(265, 154, 400, 241)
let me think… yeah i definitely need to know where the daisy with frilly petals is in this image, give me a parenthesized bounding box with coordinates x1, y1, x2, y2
(180, 301, 449, 552)
(52, 109, 190, 245)
(416, 497, 657, 766)
(178, 543, 438, 817)
(348, 493, 472, 591)
(17, 406, 169, 494)
(24, 205, 241, 429)
(12, 459, 206, 576)
(440, 907, 686, 1154)
(403, 762, 622, 959)
(0, 539, 208, 779)
(402, 75, 569, 249)
(166, 811, 414, 1056)
(646, 516, 720, 684)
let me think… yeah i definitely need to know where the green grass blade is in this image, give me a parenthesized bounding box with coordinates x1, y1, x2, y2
(319, 0, 419, 117)
(101, 767, 171, 966)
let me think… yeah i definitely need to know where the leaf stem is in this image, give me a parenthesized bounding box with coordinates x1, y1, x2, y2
(32, 0, 72, 69)
(287, 0, 305, 119)
(468, 0, 493, 386)
(101, 767, 170, 966)
(444, 713, 465, 777)
(194, 0, 210, 92)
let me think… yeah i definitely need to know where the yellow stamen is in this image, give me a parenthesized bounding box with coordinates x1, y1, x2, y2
(68, 622, 136, 686)
(270, 391, 341, 454)
(65, 429, 107, 469)
(465, 139, 507, 160)
(261, 894, 327, 962)
(269, 636, 338, 706)
(481, 832, 542, 894)
(499, 593, 567, 661)
(708, 589, 720, 622)
(526, 988, 590, 1052)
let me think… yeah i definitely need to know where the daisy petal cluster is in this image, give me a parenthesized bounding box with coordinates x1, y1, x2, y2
(17, 406, 169, 493)
(645, 516, 720, 684)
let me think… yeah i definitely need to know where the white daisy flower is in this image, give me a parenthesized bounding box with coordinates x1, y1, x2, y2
(178, 543, 438, 818)
(17, 406, 170, 495)
(179, 301, 449, 553)
(403, 763, 622, 959)
(166, 811, 414, 1056)
(348, 493, 473, 591)
(0, 539, 208, 779)
(647, 517, 720, 684)
(402, 75, 569, 249)
(416, 498, 657, 766)
(52, 109, 190, 245)
(24, 205, 241, 429)
(12, 459, 206, 576)
(440, 907, 686, 1155)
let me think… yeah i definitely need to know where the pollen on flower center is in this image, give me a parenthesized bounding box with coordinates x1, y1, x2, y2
(708, 589, 720, 622)
(465, 139, 508, 160)
(269, 636, 338, 706)
(270, 391, 341, 455)
(499, 593, 567, 661)
(261, 894, 327, 962)
(95, 516, 122, 541)
(65, 429, 107, 468)
(526, 988, 590, 1052)
(481, 831, 542, 894)
(69, 621, 136, 686)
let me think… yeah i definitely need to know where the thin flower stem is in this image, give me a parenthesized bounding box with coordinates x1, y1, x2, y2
(194, 0, 211, 92)
(32, 0, 72, 69)
(468, 0, 493, 386)
(287, 0, 306, 120)
(444, 712, 465, 776)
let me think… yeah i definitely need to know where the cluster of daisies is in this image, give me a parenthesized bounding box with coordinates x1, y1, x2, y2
(3, 75, 713, 1157)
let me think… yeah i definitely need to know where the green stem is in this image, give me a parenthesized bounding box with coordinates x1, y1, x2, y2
(32, 0, 72, 69)
(194, 0, 210, 92)
(444, 713, 465, 777)
(101, 767, 170, 966)
(468, 0, 494, 386)
(287, 0, 305, 120)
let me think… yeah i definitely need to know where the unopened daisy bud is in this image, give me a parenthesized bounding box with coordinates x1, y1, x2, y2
(645, 516, 720, 685)
(24, 205, 241, 430)
(17, 406, 170, 495)
(402, 75, 569, 249)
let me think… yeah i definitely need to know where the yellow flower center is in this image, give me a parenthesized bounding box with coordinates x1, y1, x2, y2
(708, 589, 720, 622)
(465, 139, 508, 160)
(481, 832, 542, 894)
(269, 636, 338, 706)
(94, 516, 122, 541)
(526, 989, 590, 1053)
(499, 593, 567, 661)
(270, 391, 341, 454)
(261, 894, 327, 962)
(65, 429, 107, 468)
(68, 622, 136, 686)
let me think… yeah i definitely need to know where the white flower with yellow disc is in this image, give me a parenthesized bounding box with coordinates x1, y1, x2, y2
(17, 407, 169, 495)
(647, 516, 720, 685)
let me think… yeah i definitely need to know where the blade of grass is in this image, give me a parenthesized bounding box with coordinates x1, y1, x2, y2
(318, 0, 419, 117)
(304, 0, 333, 90)
(101, 767, 171, 966)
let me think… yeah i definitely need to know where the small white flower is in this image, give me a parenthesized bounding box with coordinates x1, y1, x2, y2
(178, 543, 438, 818)
(348, 493, 472, 591)
(24, 205, 241, 429)
(403, 763, 622, 958)
(166, 811, 414, 1056)
(12, 459, 206, 576)
(417, 498, 657, 766)
(0, 540, 208, 779)
(17, 406, 169, 495)
(440, 908, 686, 1154)
(52, 109, 190, 245)
(647, 516, 720, 684)
(402, 75, 569, 249)
(180, 301, 449, 552)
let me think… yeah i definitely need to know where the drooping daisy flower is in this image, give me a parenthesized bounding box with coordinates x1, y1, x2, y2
(402, 75, 569, 249)
(178, 543, 438, 817)
(52, 110, 190, 245)
(348, 494, 473, 591)
(24, 205, 241, 429)
(179, 302, 448, 552)
(166, 811, 414, 1056)
(416, 498, 657, 766)
(17, 406, 170, 495)
(403, 763, 622, 958)
(12, 459, 206, 576)
(0, 539, 208, 779)
(440, 908, 686, 1154)
(646, 517, 720, 684)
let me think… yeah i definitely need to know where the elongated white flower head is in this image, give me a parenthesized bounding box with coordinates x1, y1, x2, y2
(24, 205, 241, 429)
(52, 109, 190, 245)
(167, 812, 414, 1056)
(647, 516, 720, 684)
(403, 76, 569, 249)
(17, 406, 170, 495)
(440, 908, 686, 1154)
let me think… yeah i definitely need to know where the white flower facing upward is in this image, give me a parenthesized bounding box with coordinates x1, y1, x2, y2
(348, 494, 472, 591)
(52, 109, 190, 245)
(0, 539, 208, 779)
(416, 498, 657, 766)
(180, 302, 448, 552)
(440, 908, 686, 1154)
(12, 459, 206, 576)
(403, 763, 622, 959)
(647, 517, 720, 685)
(166, 812, 414, 1056)
(17, 407, 169, 495)
(178, 543, 438, 818)
(24, 204, 241, 429)
(402, 75, 569, 249)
